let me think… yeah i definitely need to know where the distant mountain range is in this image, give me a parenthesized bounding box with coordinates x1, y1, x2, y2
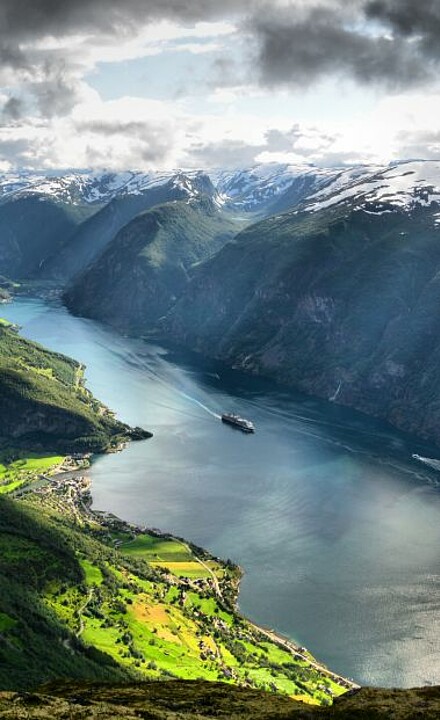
(4, 159, 440, 445)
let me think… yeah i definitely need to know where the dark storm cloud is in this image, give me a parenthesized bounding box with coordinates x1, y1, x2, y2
(0, 0, 439, 127)
(365, 0, 440, 39)
(250, 1, 439, 90)
(0, 0, 257, 40)
(0, 42, 29, 70)
(0, 0, 260, 119)
(2, 97, 23, 122)
(30, 62, 83, 117)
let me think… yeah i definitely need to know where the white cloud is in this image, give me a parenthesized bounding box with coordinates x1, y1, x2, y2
(1, 84, 439, 171)
(0, 3, 440, 170)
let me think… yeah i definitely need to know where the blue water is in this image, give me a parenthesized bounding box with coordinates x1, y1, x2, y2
(3, 296, 440, 688)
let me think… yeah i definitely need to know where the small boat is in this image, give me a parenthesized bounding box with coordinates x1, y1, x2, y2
(221, 413, 255, 433)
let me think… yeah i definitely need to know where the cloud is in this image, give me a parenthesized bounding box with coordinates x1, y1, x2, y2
(250, 1, 440, 90)
(397, 130, 440, 160)
(365, 0, 440, 42)
(1, 0, 439, 130)
(0, 0, 257, 40)
(0, 1, 246, 124)
(2, 96, 23, 122)
(0, 0, 439, 170)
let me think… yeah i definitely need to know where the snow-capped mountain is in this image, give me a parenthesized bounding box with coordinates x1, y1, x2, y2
(0, 169, 222, 207)
(304, 160, 440, 217)
(211, 164, 342, 211)
(3, 161, 440, 217)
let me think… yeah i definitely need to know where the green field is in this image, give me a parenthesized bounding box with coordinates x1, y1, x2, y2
(0, 452, 64, 494)
(117, 533, 224, 580)
(79, 559, 104, 586)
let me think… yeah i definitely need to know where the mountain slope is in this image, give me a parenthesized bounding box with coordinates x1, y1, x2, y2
(212, 164, 342, 214)
(0, 195, 95, 279)
(0, 163, 394, 285)
(0, 478, 346, 701)
(0, 321, 148, 453)
(64, 198, 244, 333)
(45, 172, 224, 282)
(163, 195, 440, 446)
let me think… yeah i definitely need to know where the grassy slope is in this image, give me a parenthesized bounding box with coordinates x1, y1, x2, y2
(0, 491, 344, 705)
(0, 321, 142, 454)
(0, 453, 64, 494)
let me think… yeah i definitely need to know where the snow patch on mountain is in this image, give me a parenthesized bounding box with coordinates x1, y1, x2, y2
(2, 161, 440, 219)
(0, 169, 222, 207)
(211, 164, 342, 211)
(306, 161, 440, 215)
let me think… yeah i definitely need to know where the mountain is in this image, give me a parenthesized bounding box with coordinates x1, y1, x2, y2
(0, 195, 96, 280)
(163, 161, 440, 446)
(44, 172, 226, 282)
(302, 159, 440, 214)
(0, 320, 149, 453)
(0, 170, 224, 282)
(0, 164, 371, 284)
(64, 197, 245, 333)
(211, 163, 371, 215)
(8, 159, 440, 445)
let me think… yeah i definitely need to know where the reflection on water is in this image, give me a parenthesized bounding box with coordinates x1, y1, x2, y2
(3, 297, 440, 688)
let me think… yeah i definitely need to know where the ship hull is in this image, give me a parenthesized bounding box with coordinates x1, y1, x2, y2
(221, 416, 255, 433)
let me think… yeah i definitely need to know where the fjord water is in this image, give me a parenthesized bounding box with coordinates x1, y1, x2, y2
(4, 297, 440, 688)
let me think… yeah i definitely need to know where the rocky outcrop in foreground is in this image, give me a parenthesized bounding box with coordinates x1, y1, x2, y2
(2, 681, 440, 719)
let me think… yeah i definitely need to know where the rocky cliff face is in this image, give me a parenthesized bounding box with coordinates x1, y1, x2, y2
(164, 201, 440, 446)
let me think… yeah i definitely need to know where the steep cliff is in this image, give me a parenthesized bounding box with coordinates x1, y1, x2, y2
(164, 200, 440, 445)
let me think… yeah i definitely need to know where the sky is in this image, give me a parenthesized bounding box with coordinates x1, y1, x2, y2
(0, 0, 440, 171)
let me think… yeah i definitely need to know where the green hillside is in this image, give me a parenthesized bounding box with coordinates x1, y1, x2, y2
(0, 487, 347, 704)
(0, 321, 149, 455)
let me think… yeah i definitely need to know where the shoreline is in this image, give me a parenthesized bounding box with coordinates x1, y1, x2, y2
(40, 452, 358, 694)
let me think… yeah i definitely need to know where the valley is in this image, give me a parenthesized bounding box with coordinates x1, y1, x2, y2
(0, 311, 349, 703)
(2, 160, 440, 713)
(3, 296, 440, 689)
(3, 0, 440, 715)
